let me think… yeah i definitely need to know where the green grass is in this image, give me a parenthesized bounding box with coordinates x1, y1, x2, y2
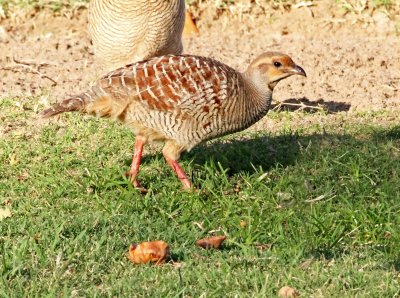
(1, 97, 400, 296)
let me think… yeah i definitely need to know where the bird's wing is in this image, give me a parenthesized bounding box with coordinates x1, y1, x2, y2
(95, 55, 239, 118)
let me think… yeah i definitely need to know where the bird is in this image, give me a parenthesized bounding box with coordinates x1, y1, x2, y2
(88, 0, 186, 70)
(41, 52, 306, 190)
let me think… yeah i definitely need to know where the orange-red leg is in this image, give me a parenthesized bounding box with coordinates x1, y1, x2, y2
(161, 140, 192, 190)
(127, 136, 147, 190)
(164, 156, 192, 190)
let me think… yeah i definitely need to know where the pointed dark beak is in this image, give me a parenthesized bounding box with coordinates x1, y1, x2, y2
(291, 65, 307, 77)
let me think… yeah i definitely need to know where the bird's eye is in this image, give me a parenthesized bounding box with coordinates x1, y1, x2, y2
(274, 61, 282, 68)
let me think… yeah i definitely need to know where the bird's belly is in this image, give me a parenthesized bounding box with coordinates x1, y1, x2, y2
(123, 105, 203, 148)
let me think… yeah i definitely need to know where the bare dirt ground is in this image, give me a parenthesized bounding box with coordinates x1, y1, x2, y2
(0, 1, 399, 113)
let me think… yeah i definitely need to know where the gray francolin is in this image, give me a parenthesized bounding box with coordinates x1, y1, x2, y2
(88, 0, 186, 70)
(41, 52, 306, 190)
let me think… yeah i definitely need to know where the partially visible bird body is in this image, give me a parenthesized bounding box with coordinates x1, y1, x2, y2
(42, 53, 306, 190)
(89, 0, 185, 70)
(44, 55, 269, 151)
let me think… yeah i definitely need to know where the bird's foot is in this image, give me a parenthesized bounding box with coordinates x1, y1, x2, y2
(132, 179, 148, 194)
(125, 171, 148, 194)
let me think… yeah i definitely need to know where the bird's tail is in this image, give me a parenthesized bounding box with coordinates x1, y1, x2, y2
(40, 89, 98, 118)
(41, 93, 92, 118)
(41, 86, 129, 120)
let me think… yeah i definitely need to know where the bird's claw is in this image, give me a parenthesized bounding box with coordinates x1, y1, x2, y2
(125, 171, 148, 194)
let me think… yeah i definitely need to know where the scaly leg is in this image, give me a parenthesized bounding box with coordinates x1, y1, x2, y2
(126, 135, 147, 191)
(164, 157, 192, 189)
(162, 141, 192, 190)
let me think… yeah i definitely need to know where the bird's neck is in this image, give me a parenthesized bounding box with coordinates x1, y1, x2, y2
(241, 70, 273, 126)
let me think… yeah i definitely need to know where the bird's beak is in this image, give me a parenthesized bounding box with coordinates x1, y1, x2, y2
(289, 65, 307, 77)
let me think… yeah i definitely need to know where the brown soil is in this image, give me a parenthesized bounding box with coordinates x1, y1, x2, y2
(0, 2, 399, 112)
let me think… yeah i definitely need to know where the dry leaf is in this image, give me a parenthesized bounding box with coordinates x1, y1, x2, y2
(239, 220, 247, 228)
(196, 235, 226, 249)
(183, 11, 199, 36)
(0, 208, 12, 221)
(278, 286, 300, 298)
(128, 241, 169, 265)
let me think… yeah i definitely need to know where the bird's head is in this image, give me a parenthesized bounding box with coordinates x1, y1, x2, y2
(246, 52, 306, 90)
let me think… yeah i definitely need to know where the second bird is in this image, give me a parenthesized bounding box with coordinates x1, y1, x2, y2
(89, 0, 186, 70)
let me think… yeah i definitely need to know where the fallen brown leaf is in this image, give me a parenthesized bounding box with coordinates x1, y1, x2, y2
(278, 286, 300, 298)
(196, 235, 226, 249)
(128, 241, 169, 265)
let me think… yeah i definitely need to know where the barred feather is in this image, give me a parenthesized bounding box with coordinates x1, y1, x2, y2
(40, 92, 94, 118)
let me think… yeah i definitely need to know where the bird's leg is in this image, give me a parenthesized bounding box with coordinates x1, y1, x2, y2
(126, 135, 147, 191)
(164, 157, 192, 189)
(162, 141, 192, 190)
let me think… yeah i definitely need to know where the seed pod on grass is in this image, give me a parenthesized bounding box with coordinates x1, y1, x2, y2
(128, 241, 169, 265)
(196, 236, 226, 249)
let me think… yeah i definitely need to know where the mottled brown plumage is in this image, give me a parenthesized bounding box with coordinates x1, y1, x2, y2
(88, 0, 185, 70)
(42, 52, 306, 190)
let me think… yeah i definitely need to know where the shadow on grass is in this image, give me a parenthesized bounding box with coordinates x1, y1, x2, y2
(132, 133, 303, 175)
(135, 133, 306, 178)
(122, 133, 352, 193)
(125, 125, 399, 184)
(184, 132, 356, 176)
(187, 134, 302, 174)
(373, 125, 400, 141)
